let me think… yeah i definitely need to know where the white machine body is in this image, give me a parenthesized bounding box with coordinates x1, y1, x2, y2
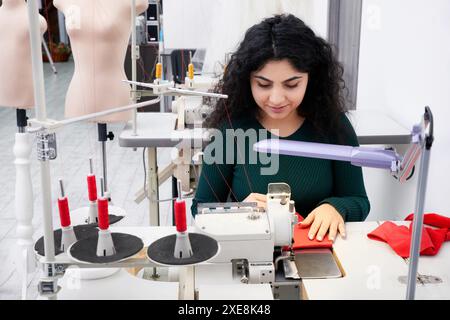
(195, 210, 274, 263)
(194, 183, 297, 284)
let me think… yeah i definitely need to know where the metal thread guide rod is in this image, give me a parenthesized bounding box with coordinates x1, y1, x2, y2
(26, 0, 58, 300)
(59, 179, 65, 198)
(131, 0, 138, 136)
(98, 123, 114, 201)
(87, 158, 98, 224)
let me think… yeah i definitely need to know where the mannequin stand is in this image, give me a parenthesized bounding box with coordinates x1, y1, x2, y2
(14, 108, 36, 300)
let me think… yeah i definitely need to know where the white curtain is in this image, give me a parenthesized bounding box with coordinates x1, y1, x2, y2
(201, 0, 326, 75)
(163, 0, 328, 75)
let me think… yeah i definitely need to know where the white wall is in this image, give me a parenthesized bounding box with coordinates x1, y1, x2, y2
(357, 0, 450, 220)
(163, 0, 329, 73)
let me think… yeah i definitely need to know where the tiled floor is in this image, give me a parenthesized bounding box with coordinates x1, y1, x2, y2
(0, 60, 188, 299)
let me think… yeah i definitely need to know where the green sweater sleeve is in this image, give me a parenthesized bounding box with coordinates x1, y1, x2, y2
(191, 127, 234, 216)
(318, 114, 371, 222)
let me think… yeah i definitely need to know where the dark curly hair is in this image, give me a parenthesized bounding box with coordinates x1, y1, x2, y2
(204, 14, 349, 140)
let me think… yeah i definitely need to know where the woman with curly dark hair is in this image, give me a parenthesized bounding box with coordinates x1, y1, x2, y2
(192, 14, 370, 242)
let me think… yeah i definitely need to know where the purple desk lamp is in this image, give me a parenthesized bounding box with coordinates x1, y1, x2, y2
(254, 107, 434, 300)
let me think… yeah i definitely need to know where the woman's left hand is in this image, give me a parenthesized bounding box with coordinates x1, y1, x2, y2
(299, 203, 346, 242)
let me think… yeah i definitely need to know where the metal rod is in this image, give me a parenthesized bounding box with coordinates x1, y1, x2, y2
(89, 158, 94, 175)
(159, 59, 165, 113)
(131, 0, 138, 136)
(100, 177, 105, 198)
(27, 0, 56, 277)
(40, 161, 55, 260)
(101, 142, 108, 193)
(406, 144, 431, 300)
(177, 180, 182, 200)
(41, 35, 57, 74)
(147, 147, 160, 226)
(59, 179, 65, 198)
(29, 98, 160, 131)
(27, 0, 47, 122)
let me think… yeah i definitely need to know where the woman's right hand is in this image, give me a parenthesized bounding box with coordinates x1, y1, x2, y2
(243, 193, 267, 209)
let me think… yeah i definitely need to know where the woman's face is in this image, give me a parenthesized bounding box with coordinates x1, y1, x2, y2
(250, 59, 308, 121)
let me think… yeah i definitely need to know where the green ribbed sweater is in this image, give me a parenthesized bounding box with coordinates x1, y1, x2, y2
(191, 114, 370, 221)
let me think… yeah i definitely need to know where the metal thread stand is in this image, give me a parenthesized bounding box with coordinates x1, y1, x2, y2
(97, 123, 114, 202)
(147, 147, 160, 226)
(26, 0, 58, 300)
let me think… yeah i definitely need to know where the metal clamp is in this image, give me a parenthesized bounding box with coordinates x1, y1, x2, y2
(134, 45, 140, 60)
(38, 280, 60, 296)
(36, 132, 57, 161)
(38, 263, 63, 296)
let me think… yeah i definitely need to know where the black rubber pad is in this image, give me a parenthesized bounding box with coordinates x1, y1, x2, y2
(147, 233, 219, 266)
(34, 214, 123, 257)
(34, 224, 98, 257)
(69, 233, 143, 264)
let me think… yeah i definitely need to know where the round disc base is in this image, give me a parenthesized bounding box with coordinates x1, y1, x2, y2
(69, 233, 143, 264)
(34, 224, 98, 257)
(147, 233, 219, 266)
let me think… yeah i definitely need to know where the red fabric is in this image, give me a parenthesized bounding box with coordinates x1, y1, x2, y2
(58, 197, 71, 228)
(283, 213, 333, 250)
(367, 213, 450, 258)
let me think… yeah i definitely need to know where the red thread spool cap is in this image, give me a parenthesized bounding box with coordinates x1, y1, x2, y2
(58, 197, 71, 228)
(174, 200, 187, 232)
(87, 175, 97, 201)
(97, 197, 109, 230)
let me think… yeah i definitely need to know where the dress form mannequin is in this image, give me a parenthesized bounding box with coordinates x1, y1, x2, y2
(53, 0, 148, 123)
(0, 0, 47, 108)
(54, 0, 148, 201)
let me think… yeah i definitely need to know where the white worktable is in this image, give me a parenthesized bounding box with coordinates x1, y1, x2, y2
(383, 221, 450, 300)
(302, 221, 450, 300)
(51, 222, 449, 300)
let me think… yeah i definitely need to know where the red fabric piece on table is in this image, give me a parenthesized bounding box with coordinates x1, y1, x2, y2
(405, 213, 450, 233)
(367, 213, 450, 258)
(290, 213, 333, 250)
